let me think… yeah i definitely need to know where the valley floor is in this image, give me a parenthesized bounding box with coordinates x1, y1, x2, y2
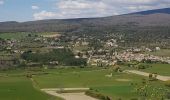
(0, 64, 170, 100)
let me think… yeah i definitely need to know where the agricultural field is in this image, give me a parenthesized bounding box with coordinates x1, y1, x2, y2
(0, 32, 61, 40)
(33, 68, 143, 88)
(32, 67, 170, 100)
(0, 75, 60, 100)
(0, 65, 170, 100)
(0, 32, 33, 39)
(142, 64, 170, 76)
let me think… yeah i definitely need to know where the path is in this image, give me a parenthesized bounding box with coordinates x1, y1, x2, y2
(41, 88, 98, 100)
(124, 70, 170, 81)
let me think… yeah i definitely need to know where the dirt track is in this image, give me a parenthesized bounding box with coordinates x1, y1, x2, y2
(41, 88, 98, 100)
(125, 70, 170, 81)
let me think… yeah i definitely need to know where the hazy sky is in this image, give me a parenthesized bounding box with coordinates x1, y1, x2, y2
(0, 0, 170, 22)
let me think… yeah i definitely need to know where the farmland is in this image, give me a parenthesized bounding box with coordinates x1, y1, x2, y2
(0, 75, 60, 100)
(0, 32, 34, 39)
(0, 32, 60, 40)
(0, 65, 169, 100)
(142, 64, 170, 76)
(33, 68, 141, 99)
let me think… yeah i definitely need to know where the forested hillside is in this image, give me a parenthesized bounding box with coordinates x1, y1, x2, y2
(0, 8, 170, 48)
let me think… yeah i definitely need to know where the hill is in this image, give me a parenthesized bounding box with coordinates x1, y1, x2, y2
(0, 8, 170, 48)
(0, 8, 170, 33)
(131, 8, 170, 15)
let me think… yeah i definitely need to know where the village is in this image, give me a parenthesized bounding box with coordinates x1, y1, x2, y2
(1, 2, 170, 100)
(0, 33, 170, 69)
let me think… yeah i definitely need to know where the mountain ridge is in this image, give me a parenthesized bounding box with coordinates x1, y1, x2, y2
(129, 8, 170, 15)
(0, 8, 170, 33)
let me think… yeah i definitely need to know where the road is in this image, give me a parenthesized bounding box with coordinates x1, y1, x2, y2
(124, 70, 170, 81)
(41, 88, 98, 100)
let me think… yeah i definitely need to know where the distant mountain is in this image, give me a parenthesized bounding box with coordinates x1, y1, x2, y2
(0, 8, 170, 33)
(130, 8, 170, 15)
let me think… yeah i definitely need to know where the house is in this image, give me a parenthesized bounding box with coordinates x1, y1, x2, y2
(155, 47, 161, 51)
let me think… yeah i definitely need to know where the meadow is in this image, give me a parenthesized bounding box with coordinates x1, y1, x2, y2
(0, 76, 60, 100)
(142, 64, 170, 76)
(31, 67, 161, 99)
(0, 65, 170, 100)
(0, 32, 33, 39)
(0, 32, 61, 40)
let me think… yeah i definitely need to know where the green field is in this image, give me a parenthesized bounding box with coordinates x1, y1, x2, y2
(0, 32, 32, 39)
(0, 68, 141, 99)
(0, 66, 170, 100)
(0, 76, 59, 100)
(32, 68, 146, 99)
(0, 32, 61, 40)
(33, 69, 143, 88)
(142, 64, 170, 76)
(92, 85, 137, 99)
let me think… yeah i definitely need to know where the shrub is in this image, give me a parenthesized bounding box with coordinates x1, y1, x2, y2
(165, 80, 170, 87)
(148, 73, 158, 81)
(149, 73, 153, 78)
(85, 90, 111, 100)
(166, 92, 170, 99)
(137, 64, 150, 69)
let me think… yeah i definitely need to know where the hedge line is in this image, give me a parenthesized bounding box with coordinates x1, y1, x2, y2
(85, 90, 111, 100)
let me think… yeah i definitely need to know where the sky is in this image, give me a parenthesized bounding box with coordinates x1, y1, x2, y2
(0, 0, 170, 22)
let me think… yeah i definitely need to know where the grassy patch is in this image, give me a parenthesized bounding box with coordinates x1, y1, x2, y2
(92, 85, 137, 99)
(142, 64, 170, 76)
(0, 76, 59, 100)
(32, 68, 146, 99)
(0, 32, 33, 39)
(33, 69, 143, 88)
(1, 67, 170, 100)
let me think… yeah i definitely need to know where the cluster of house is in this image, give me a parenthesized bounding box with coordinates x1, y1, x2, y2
(116, 51, 170, 64)
(87, 52, 170, 67)
(86, 47, 170, 66)
(0, 33, 170, 68)
(0, 39, 18, 50)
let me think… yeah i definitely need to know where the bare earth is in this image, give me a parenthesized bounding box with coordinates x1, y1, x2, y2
(42, 34, 61, 38)
(41, 88, 98, 100)
(115, 79, 131, 82)
(124, 70, 170, 81)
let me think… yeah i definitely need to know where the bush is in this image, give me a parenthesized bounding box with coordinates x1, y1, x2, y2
(165, 80, 170, 87)
(85, 90, 111, 100)
(137, 64, 151, 69)
(148, 73, 158, 81)
(166, 92, 170, 99)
